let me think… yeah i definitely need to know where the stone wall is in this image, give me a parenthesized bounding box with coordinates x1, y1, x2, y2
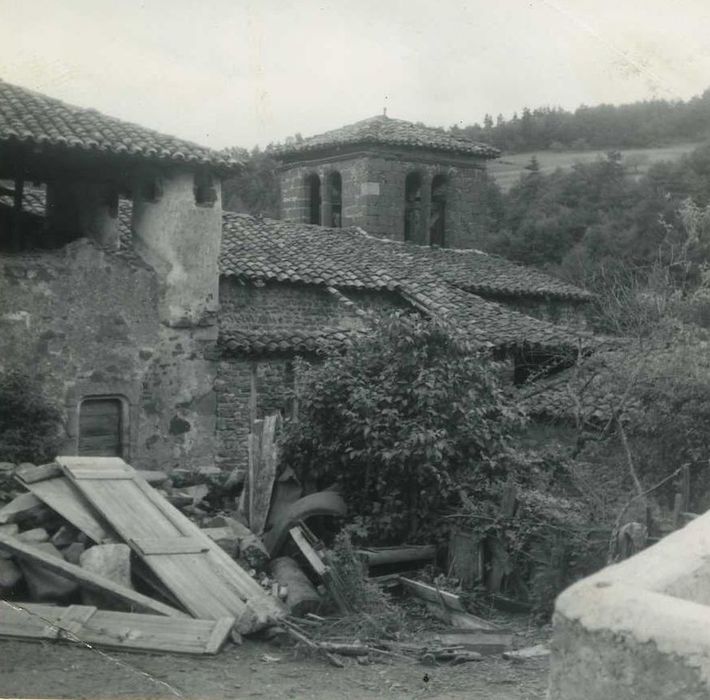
(219, 278, 366, 333)
(216, 280, 409, 469)
(0, 239, 217, 471)
(279, 148, 491, 249)
(549, 511, 710, 699)
(215, 357, 294, 470)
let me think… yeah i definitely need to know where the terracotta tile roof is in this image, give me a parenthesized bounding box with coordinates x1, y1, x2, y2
(0, 79, 240, 172)
(221, 213, 593, 352)
(220, 213, 591, 302)
(220, 327, 354, 355)
(1, 190, 592, 353)
(275, 114, 499, 159)
(402, 245, 592, 302)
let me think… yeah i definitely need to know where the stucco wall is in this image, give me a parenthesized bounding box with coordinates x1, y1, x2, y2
(132, 168, 222, 327)
(0, 239, 217, 471)
(279, 148, 491, 248)
(550, 511, 710, 699)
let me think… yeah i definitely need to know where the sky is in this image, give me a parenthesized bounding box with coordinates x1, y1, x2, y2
(1, 0, 709, 151)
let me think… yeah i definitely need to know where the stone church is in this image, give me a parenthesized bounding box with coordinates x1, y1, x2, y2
(0, 79, 593, 472)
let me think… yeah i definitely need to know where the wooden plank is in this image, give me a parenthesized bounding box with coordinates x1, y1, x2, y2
(67, 469, 134, 480)
(0, 601, 63, 639)
(250, 414, 281, 536)
(424, 602, 499, 630)
(23, 476, 112, 543)
(425, 630, 514, 654)
(0, 492, 46, 525)
(290, 526, 327, 576)
(205, 616, 237, 654)
(399, 576, 466, 611)
(0, 602, 234, 655)
(56, 604, 97, 636)
(132, 536, 209, 556)
(58, 456, 284, 633)
(15, 463, 62, 484)
(0, 532, 187, 618)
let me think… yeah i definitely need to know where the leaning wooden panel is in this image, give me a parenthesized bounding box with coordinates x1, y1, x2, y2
(57, 456, 285, 633)
(0, 533, 187, 618)
(0, 602, 234, 655)
(22, 476, 113, 543)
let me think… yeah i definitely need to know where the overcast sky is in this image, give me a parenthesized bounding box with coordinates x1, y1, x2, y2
(1, 0, 709, 150)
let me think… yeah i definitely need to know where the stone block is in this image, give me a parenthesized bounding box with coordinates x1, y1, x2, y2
(17, 528, 49, 544)
(18, 542, 78, 601)
(79, 543, 133, 607)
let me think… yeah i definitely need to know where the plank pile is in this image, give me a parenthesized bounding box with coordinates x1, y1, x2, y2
(0, 456, 286, 655)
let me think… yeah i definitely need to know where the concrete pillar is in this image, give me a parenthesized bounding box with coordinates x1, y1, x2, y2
(131, 168, 222, 327)
(46, 181, 120, 249)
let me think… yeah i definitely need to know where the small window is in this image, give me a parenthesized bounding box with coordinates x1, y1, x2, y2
(306, 173, 321, 225)
(79, 397, 124, 457)
(194, 171, 217, 207)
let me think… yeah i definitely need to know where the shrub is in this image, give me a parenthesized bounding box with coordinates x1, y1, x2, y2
(0, 370, 63, 464)
(281, 314, 525, 544)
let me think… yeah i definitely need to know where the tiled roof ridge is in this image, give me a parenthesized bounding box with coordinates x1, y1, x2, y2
(274, 113, 499, 159)
(0, 78, 241, 171)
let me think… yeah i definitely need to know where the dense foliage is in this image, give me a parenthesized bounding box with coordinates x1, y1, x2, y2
(280, 314, 525, 544)
(479, 146, 710, 320)
(455, 90, 710, 153)
(221, 146, 281, 218)
(0, 370, 63, 464)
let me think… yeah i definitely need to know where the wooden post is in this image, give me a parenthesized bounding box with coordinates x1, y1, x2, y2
(249, 362, 258, 426)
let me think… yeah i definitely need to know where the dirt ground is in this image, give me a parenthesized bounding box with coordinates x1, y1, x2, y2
(0, 636, 549, 700)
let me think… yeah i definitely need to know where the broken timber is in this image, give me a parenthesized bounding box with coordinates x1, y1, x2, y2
(0, 602, 233, 655)
(56, 456, 284, 634)
(399, 576, 499, 630)
(16, 470, 112, 544)
(0, 532, 186, 617)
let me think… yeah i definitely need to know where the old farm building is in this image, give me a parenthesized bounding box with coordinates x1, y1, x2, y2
(0, 79, 592, 471)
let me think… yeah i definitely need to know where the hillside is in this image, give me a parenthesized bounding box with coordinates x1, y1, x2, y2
(488, 142, 705, 192)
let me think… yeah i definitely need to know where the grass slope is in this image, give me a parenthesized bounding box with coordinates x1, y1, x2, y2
(488, 142, 706, 191)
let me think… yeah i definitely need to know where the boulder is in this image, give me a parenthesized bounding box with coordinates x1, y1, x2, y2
(79, 543, 133, 608)
(17, 528, 49, 544)
(0, 557, 22, 591)
(18, 542, 78, 601)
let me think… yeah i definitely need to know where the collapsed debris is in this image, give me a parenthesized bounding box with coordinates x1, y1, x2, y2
(0, 417, 518, 663)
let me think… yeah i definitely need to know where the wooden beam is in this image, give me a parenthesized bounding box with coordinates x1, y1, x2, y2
(0, 533, 187, 618)
(0, 602, 234, 655)
(357, 545, 436, 567)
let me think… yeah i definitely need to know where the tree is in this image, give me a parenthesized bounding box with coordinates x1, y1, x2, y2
(280, 314, 525, 544)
